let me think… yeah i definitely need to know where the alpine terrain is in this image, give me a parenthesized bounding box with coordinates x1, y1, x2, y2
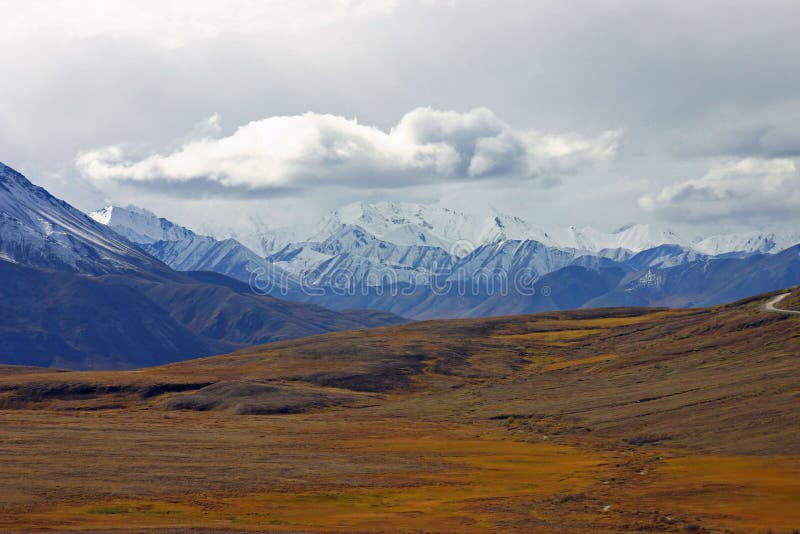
(0, 162, 405, 370)
(94, 199, 800, 319)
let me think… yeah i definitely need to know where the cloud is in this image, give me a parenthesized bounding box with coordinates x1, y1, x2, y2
(3, 0, 401, 49)
(7, 1, 800, 236)
(639, 158, 800, 221)
(76, 108, 621, 196)
(676, 102, 800, 159)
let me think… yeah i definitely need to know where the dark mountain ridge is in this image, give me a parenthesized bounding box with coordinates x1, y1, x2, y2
(0, 162, 406, 369)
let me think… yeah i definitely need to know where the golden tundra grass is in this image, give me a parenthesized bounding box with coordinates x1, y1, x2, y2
(0, 291, 798, 532)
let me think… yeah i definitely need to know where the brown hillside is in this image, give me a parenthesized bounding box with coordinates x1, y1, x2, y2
(0, 288, 798, 532)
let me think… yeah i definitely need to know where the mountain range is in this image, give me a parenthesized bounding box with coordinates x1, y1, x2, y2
(3, 157, 799, 368)
(90, 204, 295, 291)
(0, 162, 404, 370)
(89, 199, 800, 319)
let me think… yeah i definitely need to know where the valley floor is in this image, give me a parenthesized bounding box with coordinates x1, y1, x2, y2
(0, 410, 799, 533)
(1, 289, 799, 532)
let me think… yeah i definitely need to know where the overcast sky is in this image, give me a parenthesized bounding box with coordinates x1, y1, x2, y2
(2, 0, 800, 237)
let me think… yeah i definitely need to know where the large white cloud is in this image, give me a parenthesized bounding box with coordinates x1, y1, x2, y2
(639, 158, 800, 221)
(76, 108, 621, 195)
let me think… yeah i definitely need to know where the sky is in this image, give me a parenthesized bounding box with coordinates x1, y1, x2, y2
(2, 0, 800, 238)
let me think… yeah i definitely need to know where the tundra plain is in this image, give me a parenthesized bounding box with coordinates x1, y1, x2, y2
(0, 289, 798, 532)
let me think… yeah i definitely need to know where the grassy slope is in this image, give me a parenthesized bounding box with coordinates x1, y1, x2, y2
(0, 288, 798, 532)
(783, 285, 800, 310)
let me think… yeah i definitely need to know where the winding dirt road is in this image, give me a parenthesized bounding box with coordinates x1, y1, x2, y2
(762, 293, 800, 315)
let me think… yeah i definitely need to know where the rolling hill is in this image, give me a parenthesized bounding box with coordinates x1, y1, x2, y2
(0, 287, 797, 532)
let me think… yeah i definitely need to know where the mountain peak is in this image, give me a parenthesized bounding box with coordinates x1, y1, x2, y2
(88, 205, 114, 225)
(89, 204, 194, 244)
(693, 231, 800, 256)
(0, 161, 26, 183)
(0, 163, 167, 274)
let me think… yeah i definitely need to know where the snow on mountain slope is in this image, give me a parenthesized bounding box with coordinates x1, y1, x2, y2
(316, 224, 455, 272)
(255, 203, 698, 290)
(692, 231, 800, 256)
(450, 239, 580, 283)
(309, 201, 549, 251)
(234, 221, 307, 257)
(79, 198, 800, 299)
(303, 202, 799, 274)
(586, 244, 800, 309)
(309, 202, 689, 255)
(624, 245, 708, 270)
(89, 205, 193, 244)
(252, 227, 305, 256)
(309, 202, 464, 249)
(269, 224, 454, 286)
(0, 162, 167, 274)
(612, 224, 688, 252)
(143, 236, 265, 284)
(263, 201, 800, 297)
(542, 224, 688, 254)
(302, 252, 433, 288)
(265, 244, 334, 280)
(90, 204, 294, 287)
(475, 214, 554, 246)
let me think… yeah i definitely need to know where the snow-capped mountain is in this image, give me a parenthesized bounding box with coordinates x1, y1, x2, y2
(0, 162, 166, 274)
(692, 231, 800, 257)
(587, 244, 800, 309)
(90, 204, 294, 288)
(310, 202, 472, 249)
(316, 224, 455, 273)
(269, 224, 455, 287)
(624, 245, 708, 270)
(543, 223, 689, 254)
(0, 162, 406, 369)
(309, 201, 557, 252)
(306, 201, 800, 258)
(308, 201, 696, 255)
(253, 227, 305, 256)
(90, 199, 800, 300)
(72, 195, 800, 320)
(264, 202, 697, 289)
(250, 201, 800, 317)
(89, 205, 194, 244)
(236, 223, 306, 257)
(449, 239, 580, 283)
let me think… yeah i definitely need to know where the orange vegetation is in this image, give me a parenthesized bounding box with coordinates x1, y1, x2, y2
(0, 289, 798, 532)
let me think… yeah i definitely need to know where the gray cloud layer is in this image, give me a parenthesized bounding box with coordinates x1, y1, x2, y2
(640, 158, 800, 222)
(2, 0, 800, 233)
